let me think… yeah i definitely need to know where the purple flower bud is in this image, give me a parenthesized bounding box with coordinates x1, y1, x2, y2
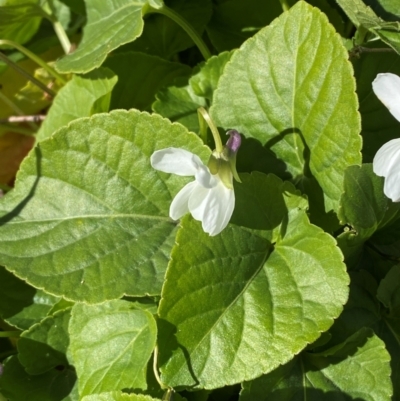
(225, 130, 241, 154)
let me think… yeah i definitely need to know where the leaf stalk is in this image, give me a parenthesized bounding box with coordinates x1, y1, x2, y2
(152, 5, 212, 60)
(0, 40, 67, 84)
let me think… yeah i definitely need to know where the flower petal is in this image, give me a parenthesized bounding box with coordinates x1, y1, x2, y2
(188, 180, 234, 236)
(169, 181, 196, 220)
(373, 138, 400, 177)
(195, 163, 218, 189)
(151, 148, 204, 176)
(372, 73, 400, 122)
(373, 138, 400, 202)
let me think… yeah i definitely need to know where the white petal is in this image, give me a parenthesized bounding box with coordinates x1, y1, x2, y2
(188, 180, 235, 236)
(151, 148, 203, 176)
(373, 138, 400, 177)
(373, 139, 400, 202)
(372, 73, 400, 122)
(169, 181, 196, 220)
(194, 164, 218, 189)
(383, 169, 400, 202)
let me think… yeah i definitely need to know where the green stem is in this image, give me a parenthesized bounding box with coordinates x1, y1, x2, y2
(0, 92, 38, 131)
(198, 107, 223, 152)
(153, 5, 211, 60)
(0, 52, 56, 97)
(0, 39, 67, 84)
(46, 0, 72, 54)
(152, 346, 167, 390)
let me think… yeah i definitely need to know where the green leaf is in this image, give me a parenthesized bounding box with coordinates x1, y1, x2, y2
(336, 0, 378, 28)
(54, 0, 155, 73)
(377, 264, 400, 315)
(37, 68, 118, 141)
(323, 270, 380, 347)
(189, 51, 233, 101)
(0, 355, 76, 401)
(0, 267, 60, 330)
(337, 0, 400, 53)
(69, 301, 157, 397)
(127, 0, 212, 59)
(0, 110, 209, 303)
(59, 0, 86, 15)
(206, 0, 283, 52)
(18, 309, 71, 375)
(82, 392, 161, 401)
(339, 164, 389, 237)
(211, 1, 361, 215)
(0, 1, 44, 47)
(104, 52, 190, 111)
(372, 316, 400, 400)
(152, 52, 232, 133)
(240, 328, 392, 401)
(153, 82, 207, 133)
(158, 173, 348, 389)
(352, 49, 400, 162)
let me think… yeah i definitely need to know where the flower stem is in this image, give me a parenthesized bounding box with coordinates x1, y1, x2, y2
(0, 52, 56, 97)
(46, 0, 72, 54)
(153, 5, 211, 60)
(152, 345, 167, 390)
(0, 39, 67, 84)
(198, 107, 223, 152)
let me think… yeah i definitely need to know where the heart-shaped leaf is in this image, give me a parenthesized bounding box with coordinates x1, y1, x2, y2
(211, 1, 361, 214)
(0, 110, 209, 303)
(158, 173, 348, 389)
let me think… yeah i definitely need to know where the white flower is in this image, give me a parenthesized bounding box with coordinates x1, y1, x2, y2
(372, 73, 400, 202)
(151, 147, 235, 236)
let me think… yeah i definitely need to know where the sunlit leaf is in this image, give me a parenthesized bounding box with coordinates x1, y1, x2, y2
(69, 301, 157, 397)
(54, 0, 160, 73)
(158, 173, 348, 389)
(211, 1, 361, 214)
(0, 110, 209, 303)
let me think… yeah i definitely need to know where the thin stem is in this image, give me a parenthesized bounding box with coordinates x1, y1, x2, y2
(198, 107, 223, 152)
(0, 39, 67, 84)
(0, 92, 38, 131)
(349, 45, 396, 59)
(46, 0, 72, 54)
(0, 115, 45, 124)
(153, 346, 167, 390)
(153, 5, 211, 60)
(0, 52, 56, 97)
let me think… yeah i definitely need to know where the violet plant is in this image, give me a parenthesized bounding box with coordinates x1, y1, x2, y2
(0, 1, 400, 401)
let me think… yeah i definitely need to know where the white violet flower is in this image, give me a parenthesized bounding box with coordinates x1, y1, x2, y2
(151, 129, 242, 236)
(372, 73, 400, 202)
